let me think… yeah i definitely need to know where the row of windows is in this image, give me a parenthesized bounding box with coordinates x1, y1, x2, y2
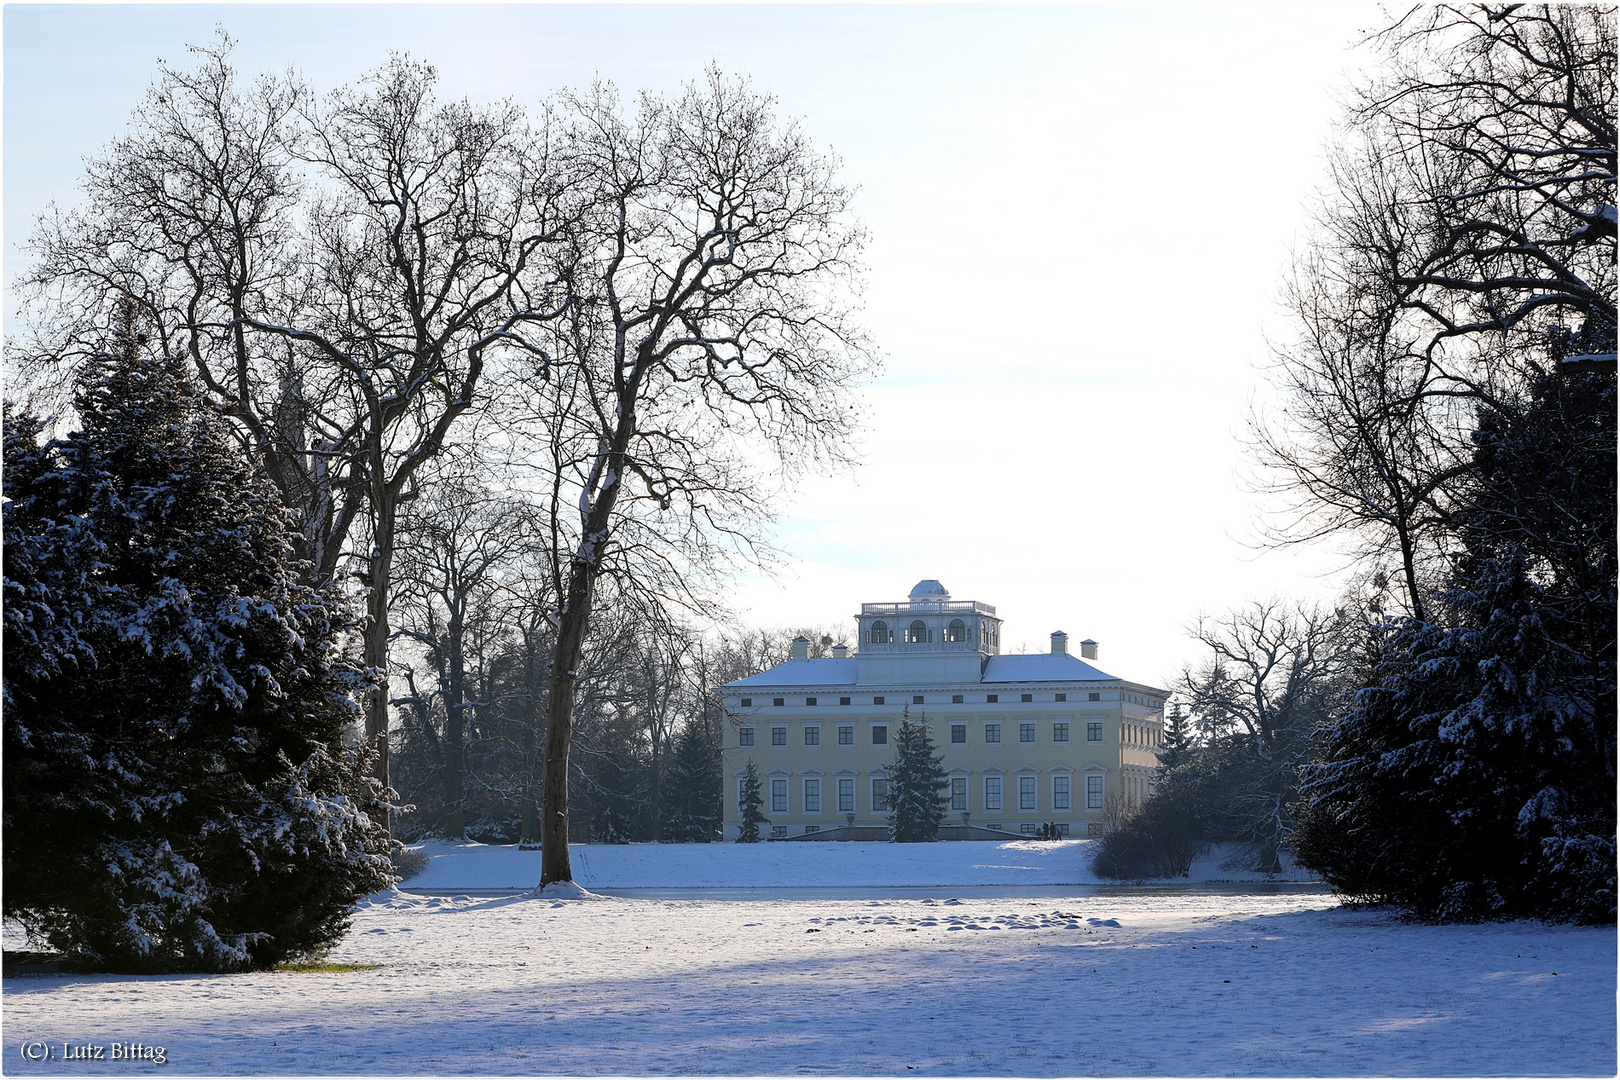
(739, 721, 1107, 748)
(738, 692, 1103, 707)
(765, 821, 1067, 839)
(864, 618, 997, 646)
(745, 774, 1107, 815)
(1122, 723, 1160, 747)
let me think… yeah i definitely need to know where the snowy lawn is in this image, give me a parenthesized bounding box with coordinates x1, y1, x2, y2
(399, 837, 1317, 891)
(3, 843, 1613, 1076)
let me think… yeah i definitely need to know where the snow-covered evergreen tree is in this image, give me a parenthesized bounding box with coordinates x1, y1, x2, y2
(2, 308, 394, 971)
(886, 709, 949, 842)
(735, 760, 768, 842)
(1296, 368, 1616, 923)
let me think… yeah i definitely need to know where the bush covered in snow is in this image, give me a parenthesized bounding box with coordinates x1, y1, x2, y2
(2, 311, 394, 971)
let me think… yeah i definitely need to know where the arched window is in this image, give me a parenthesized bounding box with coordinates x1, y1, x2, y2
(907, 619, 929, 643)
(870, 620, 890, 644)
(947, 618, 967, 643)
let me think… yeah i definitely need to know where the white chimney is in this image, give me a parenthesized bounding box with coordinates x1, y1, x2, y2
(1050, 631, 1068, 655)
(791, 635, 810, 661)
(1080, 638, 1098, 661)
(831, 642, 848, 659)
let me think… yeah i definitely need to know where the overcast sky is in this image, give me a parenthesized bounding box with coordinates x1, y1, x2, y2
(4, 3, 1388, 687)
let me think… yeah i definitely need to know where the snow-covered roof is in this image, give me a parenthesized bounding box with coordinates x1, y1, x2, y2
(981, 653, 1116, 683)
(723, 658, 858, 688)
(721, 652, 1129, 690)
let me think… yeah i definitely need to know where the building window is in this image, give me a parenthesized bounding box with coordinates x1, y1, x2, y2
(1089, 692, 1101, 701)
(1020, 775, 1037, 810)
(1087, 722, 1103, 742)
(771, 778, 788, 813)
(805, 825, 820, 834)
(985, 723, 1001, 744)
(1055, 693, 1067, 702)
(738, 778, 749, 810)
(950, 777, 968, 811)
(952, 694, 964, 704)
(838, 725, 854, 745)
(1053, 723, 1070, 743)
(840, 697, 851, 706)
(804, 778, 821, 813)
(1021, 693, 1033, 703)
(773, 698, 785, 707)
(986, 694, 998, 703)
(741, 698, 752, 707)
(987, 822, 1003, 830)
(838, 777, 855, 812)
(1020, 723, 1035, 743)
(1055, 822, 1070, 837)
(1022, 823, 1039, 836)
(872, 778, 890, 812)
(1053, 775, 1071, 810)
(1087, 775, 1105, 809)
(872, 725, 888, 745)
(772, 726, 787, 746)
(950, 724, 967, 744)
(771, 825, 788, 838)
(913, 695, 924, 705)
(804, 726, 820, 746)
(907, 619, 929, 643)
(984, 776, 1003, 810)
(739, 728, 755, 747)
(874, 696, 885, 705)
(947, 618, 967, 642)
(806, 697, 817, 706)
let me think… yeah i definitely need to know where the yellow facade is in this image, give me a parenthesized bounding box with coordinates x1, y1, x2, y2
(720, 581, 1168, 840)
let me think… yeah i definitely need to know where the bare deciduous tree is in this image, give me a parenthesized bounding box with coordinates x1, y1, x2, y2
(1254, 5, 1615, 619)
(393, 464, 534, 838)
(1173, 600, 1354, 871)
(15, 40, 582, 803)
(521, 71, 875, 885)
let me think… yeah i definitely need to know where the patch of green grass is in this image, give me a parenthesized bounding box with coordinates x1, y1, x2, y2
(273, 961, 384, 974)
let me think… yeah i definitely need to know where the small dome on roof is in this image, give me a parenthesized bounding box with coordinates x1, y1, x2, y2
(909, 579, 950, 601)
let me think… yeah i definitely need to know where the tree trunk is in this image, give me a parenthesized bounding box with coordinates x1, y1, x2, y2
(539, 374, 641, 883)
(443, 610, 467, 840)
(364, 439, 396, 838)
(539, 559, 600, 884)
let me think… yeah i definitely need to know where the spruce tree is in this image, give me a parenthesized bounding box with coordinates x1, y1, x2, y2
(2, 308, 394, 971)
(735, 759, 768, 842)
(1295, 368, 1616, 923)
(1157, 704, 1194, 771)
(662, 721, 722, 841)
(887, 709, 949, 842)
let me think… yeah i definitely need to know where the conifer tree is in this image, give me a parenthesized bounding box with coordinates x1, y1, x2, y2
(1157, 704, 1194, 771)
(1295, 368, 1616, 923)
(735, 759, 768, 842)
(2, 306, 394, 971)
(662, 721, 722, 841)
(887, 708, 949, 842)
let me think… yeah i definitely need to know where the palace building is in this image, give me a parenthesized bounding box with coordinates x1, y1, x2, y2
(719, 580, 1169, 840)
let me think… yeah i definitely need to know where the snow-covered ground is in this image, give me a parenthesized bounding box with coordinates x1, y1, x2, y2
(4, 842, 1613, 1076)
(400, 838, 1317, 891)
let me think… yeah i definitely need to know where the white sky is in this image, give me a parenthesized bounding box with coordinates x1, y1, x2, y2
(3, 3, 1387, 688)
